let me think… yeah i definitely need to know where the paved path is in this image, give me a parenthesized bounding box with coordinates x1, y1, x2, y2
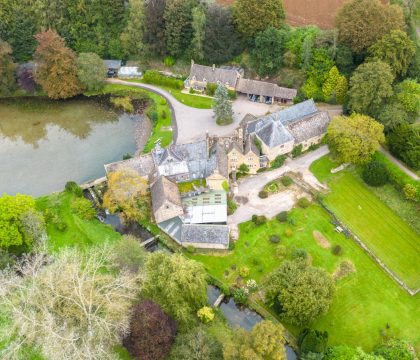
(380, 147, 419, 180)
(108, 79, 282, 144)
(228, 146, 329, 234)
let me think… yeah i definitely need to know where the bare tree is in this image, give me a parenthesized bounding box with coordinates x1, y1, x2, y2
(0, 245, 141, 360)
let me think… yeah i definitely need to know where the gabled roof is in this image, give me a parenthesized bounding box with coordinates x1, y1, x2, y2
(189, 63, 240, 88)
(181, 224, 229, 245)
(208, 143, 229, 179)
(227, 141, 243, 154)
(287, 111, 330, 143)
(151, 176, 182, 215)
(255, 119, 294, 148)
(104, 154, 154, 177)
(244, 135, 260, 155)
(236, 78, 297, 100)
(279, 99, 318, 125)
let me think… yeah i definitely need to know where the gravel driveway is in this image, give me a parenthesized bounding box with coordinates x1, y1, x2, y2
(228, 146, 329, 235)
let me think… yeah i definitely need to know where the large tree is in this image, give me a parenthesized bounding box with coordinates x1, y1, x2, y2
(394, 79, 420, 121)
(76, 52, 107, 91)
(123, 300, 177, 360)
(0, 39, 17, 95)
(327, 113, 385, 165)
(164, 0, 197, 58)
(223, 320, 286, 360)
(144, 0, 167, 56)
(213, 84, 233, 125)
(336, 0, 405, 53)
(142, 253, 207, 325)
(367, 30, 415, 77)
(387, 124, 420, 170)
(34, 29, 82, 99)
(0, 246, 139, 360)
(120, 0, 148, 58)
(251, 27, 287, 77)
(203, 5, 241, 64)
(265, 260, 335, 325)
(348, 61, 394, 116)
(233, 0, 285, 40)
(103, 168, 149, 221)
(190, 6, 206, 62)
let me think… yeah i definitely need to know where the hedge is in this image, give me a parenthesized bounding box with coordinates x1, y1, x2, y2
(143, 70, 184, 90)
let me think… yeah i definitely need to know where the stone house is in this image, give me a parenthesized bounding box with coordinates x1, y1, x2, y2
(150, 176, 183, 224)
(226, 136, 260, 174)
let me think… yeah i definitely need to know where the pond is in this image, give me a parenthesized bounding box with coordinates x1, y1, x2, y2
(0, 97, 146, 197)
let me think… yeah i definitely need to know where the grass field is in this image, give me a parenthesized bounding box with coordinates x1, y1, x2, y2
(190, 205, 420, 352)
(310, 156, 420, 289)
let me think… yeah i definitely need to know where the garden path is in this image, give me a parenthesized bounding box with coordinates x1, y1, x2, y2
(379, 147, 419, 180)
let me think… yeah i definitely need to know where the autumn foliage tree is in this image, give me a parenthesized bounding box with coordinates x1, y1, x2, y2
(123, 300, 177, 360)
(327, 114, 385, 165)
(34, 29, 82, 99)
(103, 168, 149, 221)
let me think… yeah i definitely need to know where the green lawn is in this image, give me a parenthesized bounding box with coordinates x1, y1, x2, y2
(36, 192, 121, 252)
(124, 79, 213, 109)
(311, 156, 420, 289)
(190, 205, 420, 352)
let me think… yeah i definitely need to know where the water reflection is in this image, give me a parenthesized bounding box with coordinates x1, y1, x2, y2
(0, 97, 116, 146)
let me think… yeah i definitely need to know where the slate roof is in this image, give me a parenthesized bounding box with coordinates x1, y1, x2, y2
(103, 60, 122, 70)
(227, 141, 243, 153)
(181, 224, 229, 245)
(151, 176, 182, 215)
(104, 154, 154, 177)
(236, 78, 297, 100)
(255, 119, 294, 148)
(287, 111, 330, 143)
(278, 99, 318, 125)
(189, 63, 240, 88)
(207, 143, 229, 178)
(244, 135, 260, 155)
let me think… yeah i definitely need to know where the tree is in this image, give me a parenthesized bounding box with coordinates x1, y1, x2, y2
(367, 30, 415, 77)
(387, 124, 420, 170)
(0, 194, 37, 249)
(164, 0, 197, 58)
(327, 114, 385, 165)
(374, 339, 414, 360)
(76, 52, 107, 91)
(238, 163, 250, 174)
(120, 0, 148, 58)
(251, 27, 286, 77)
(197, 306, 215, 323)
(362, 160, 389, 187)
(103, 168, 149, 221)
(0, 39, 17, 95)
(168, 326, 223, 360)
(190, 6, 206, 61)
(123, 300, 177, 360)
(142, 253, 207, 325)
(321, 66, 348, 104)
(265, 260, 335, 325)
(0, 246, 139, 360)
(377, 103, 409, 130)
(144, 0, 167, 56)
(203, 5, 242, 64)
(19, 209, 46, 250)
(34, 29, 82, 99)
(223, 320, 286, 360)
(325, 346, 384, 360)
(394, 79, 420, 121)
(213, 84, 233, 125)
(336, 0, 405, 53)
(233, 0, 285, 40)
(403, 184, 417, 201)
(298, 328, 329, 355)
(111, 235, 147, 273)
(17, 66, 36, 93)
(348, 61, 394, 116)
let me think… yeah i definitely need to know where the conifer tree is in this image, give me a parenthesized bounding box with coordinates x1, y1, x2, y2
(213, 84, 233, 125)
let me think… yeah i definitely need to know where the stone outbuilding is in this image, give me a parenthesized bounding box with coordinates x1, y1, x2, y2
(150, 176, 183, 224)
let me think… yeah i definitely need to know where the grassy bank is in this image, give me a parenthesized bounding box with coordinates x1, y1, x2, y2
(190, 205, 420, 352)
(311, 156, 420, 289)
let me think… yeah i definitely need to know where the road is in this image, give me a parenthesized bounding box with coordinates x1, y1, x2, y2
(228, 146, 329, 234)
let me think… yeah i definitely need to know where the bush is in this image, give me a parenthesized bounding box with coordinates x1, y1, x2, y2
(164, 56, 175, 67)
(186, 245, 195, 254)
(280, 176, 293, 186)
(331, 245, 343, 256)
(292, 144, 303, 158)
(387, 124, 420, 170)
(403, 184, 417, 201)
(284, 228, 293, 237)
(297, 197, 311, 208)
(362, 160, 389, 187)
(123, 153, 132, 160)
(252, 215, 267, 225)
(110, 96, 134, 113)
(271, 154, 287, 169)
(160, 98, 167, 105)
(246, 279, 258, 292)
(276, 211, 288, 222)
(269, 234, 281, 243)
(197, 306, 214, 323)
(143, 70, 184, 89)
(228, 89, 237, 100)
(189, 87, 195, 94)
(227, 198, 238, 215)
(233, 288, 248, 305)
(276, 245, 287, 259)
(333, 260, 356, 280)
(258, 190, 268, 198)
(65, 181, 83, 197)
(205, 83, 218, 96)
(161, 110, 167, 119)
(298, 328, 329, 355)
(52, 215, 67, 232)
(292, 248, 308, 260)
(239, 266, 250, 278)
(147, 108, 158, 123)
(70, 197, 96, 220)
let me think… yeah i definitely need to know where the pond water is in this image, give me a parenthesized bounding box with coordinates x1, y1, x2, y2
(0, 97, 142, 196)
(207, 285, 297, 360)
